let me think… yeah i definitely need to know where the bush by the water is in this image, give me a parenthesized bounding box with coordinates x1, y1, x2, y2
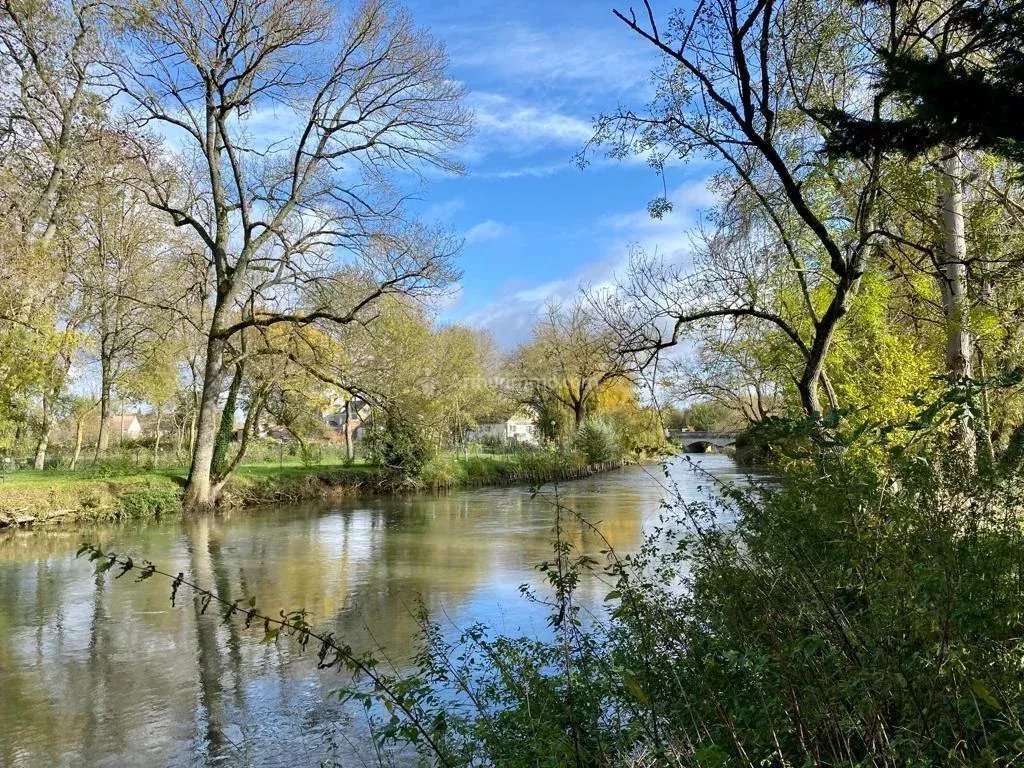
(574, 417, 621, 464)
(418, 449, 591, 490)
(381, 444, 1024, 767)
(116, 487, 181, 518)
(365, 411, 435, 476)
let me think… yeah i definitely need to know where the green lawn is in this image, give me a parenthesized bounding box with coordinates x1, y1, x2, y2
(0, 459, 373, 487)
(0, 460, 383, 526)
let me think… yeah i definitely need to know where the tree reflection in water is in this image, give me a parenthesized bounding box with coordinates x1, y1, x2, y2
(0, 456, 748, 766)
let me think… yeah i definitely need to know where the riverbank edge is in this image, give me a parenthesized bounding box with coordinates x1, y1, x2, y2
(0, 456, 629, 530)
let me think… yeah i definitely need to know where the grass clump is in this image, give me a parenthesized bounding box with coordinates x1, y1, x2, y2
(418, 449, 598, 491)
(116, 487, 181, 519)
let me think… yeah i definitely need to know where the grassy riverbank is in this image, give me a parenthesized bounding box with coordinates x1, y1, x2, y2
(0, 451, 625, 528)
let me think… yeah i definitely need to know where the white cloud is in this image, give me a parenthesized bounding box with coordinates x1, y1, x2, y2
(446, 21, 654, 99)
(472, 161, 573, 180)
(422, 198, 466, 223)
(456, 177, 714, 347)
(469, 92, 593, 149)
(606, 179, 717, 236)
(464, 219, 512, 244)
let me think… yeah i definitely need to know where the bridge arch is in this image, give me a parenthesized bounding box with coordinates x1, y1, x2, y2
(667, 430, 739, 453)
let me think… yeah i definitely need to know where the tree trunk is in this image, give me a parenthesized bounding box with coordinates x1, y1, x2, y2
(175, 418, 184, 462)
(33, 432, 49, 470)
(211, 364, 243, 481)
(184, 335, 227, 508)
(95, 373, 111, 461)
(572, 400, 585, 429)
(797, 352, 827, 419)
(33, 397, 51, 470)
(70, 419, 85, 470)
(797, 277, 859, 419)
(153, 405, 163, 467)
(343, 399, 354, 461)
(937, 150, 976, 465)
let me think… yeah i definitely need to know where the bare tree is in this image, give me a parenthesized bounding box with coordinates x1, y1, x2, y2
(105, 0, 469, 504)
(70, 130, 188, 460)
(588, 0, 904, 417)
(0, 0, 104, 250)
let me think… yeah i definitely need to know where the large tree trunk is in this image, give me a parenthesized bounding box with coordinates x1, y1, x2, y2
(797, 337, 831, 419)
(33, 431, 49, 470)
(95, 365, 112, 460)
(937, 150, 975, 465)
(210, 364, 243, 480)
(184, 335, 227, 508)
(797, 275, 860, 419)
(572, 399, 585, 429)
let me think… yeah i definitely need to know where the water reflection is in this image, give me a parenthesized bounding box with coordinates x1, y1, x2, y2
(0, 456, 750, 767)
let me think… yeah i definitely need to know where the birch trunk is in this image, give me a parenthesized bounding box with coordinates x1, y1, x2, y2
(343, 399, 354, 461)
(153, 406, 163, 467)
(33, 397, 51, 470)
(95, 373, 111, 461)
(70, 419, 85, 470)
(937, 150, 975, 465)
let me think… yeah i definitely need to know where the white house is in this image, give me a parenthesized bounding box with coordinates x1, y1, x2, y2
(466, 408, 539, 445)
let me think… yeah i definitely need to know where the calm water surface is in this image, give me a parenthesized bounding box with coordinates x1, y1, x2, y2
(0, 455, 751, 767)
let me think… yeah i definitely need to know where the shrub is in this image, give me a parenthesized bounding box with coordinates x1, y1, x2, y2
(419, 453, 466, 489)
(574, 417, 621, 464)
(391, 446, 1024, 767)
(366, 411, 435, 476)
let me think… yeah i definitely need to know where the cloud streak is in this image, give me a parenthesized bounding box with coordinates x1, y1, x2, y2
(464, 219, 512, 244)
(457, 178, 716, 347)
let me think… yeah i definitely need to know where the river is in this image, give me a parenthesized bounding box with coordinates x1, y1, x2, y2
(0, 455, 751, 767)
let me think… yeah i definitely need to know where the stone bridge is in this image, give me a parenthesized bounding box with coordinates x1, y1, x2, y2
(667, 430, 739, 452)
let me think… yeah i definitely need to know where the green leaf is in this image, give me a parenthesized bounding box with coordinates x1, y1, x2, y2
(622, 670, 649, 705)
(694, 744, 728, 768)
(971, 679, 1001, 710)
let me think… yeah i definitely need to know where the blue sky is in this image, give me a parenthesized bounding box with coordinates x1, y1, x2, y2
(398, 0, 715, 346)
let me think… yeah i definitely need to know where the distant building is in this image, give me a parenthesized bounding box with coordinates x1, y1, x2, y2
(111, 413, 144, 442)
(466, 408, 539, 445)
(321, 397, 372, 442)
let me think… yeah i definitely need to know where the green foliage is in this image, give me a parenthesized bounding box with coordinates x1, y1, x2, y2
(533, 397, 573, 444)
(574, 417, 621, 464)
(823, 0, 1024, 163)
(390, 438, 1024, 767)
(366, 409, 436, 476)
(418, 452, 466, 488)
(825, 272, 942, 424)
(418, 449, 591, 490)
(673, 400, 736, 432)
